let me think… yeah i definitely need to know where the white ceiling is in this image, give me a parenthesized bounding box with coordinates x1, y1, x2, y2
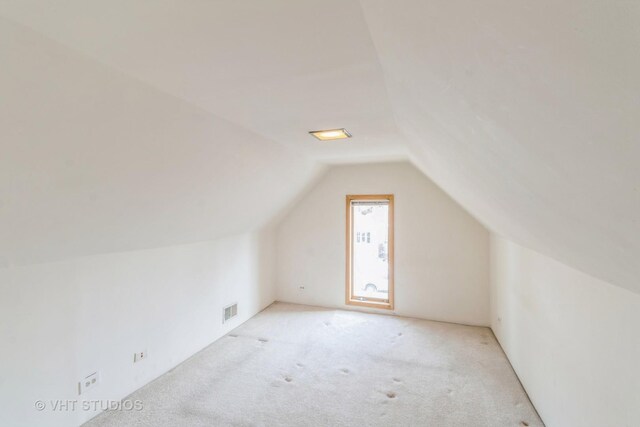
(0, 14, 322, 266)
(359, 0, 640, 293)
(0, 0, 407, 162)
(1, 1, 638, 293)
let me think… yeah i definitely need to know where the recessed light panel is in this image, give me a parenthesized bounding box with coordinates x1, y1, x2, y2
(309, 128, 352, 141)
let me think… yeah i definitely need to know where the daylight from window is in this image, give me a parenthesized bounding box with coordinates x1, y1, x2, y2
(351, 202, 389, 301)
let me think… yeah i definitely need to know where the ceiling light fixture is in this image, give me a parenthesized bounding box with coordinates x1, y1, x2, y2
(309, 128, 352, 141)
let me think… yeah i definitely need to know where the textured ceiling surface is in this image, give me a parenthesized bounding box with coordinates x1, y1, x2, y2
(1, 1, 638, 292)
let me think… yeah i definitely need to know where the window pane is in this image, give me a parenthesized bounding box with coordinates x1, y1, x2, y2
(351, 202, 389, 301)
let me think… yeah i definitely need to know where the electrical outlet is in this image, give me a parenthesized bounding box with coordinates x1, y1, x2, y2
(134, 350, 148, 363)
(78, 371, 99, 395)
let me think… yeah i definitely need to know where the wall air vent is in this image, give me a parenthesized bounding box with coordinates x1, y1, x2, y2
(223, 303, 238, 323)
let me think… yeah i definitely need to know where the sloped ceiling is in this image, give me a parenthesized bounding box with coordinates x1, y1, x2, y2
(359, 0, 640, 293)
(0, 0, 406, 162)
(0, 16, 322, 266)
(1, 1, 638, 294)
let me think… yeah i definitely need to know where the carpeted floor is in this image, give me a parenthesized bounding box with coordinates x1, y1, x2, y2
(86, 302, 543, 426)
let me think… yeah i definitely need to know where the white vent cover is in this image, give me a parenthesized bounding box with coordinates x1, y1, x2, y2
(223, 303, 238, 323)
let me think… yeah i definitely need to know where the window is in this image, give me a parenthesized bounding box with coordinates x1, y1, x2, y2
(346, 194, 394, 309)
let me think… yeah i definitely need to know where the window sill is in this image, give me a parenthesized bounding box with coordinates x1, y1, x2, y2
(346, 298, 394, 310)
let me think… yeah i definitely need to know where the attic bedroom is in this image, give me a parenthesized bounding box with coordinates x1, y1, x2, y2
(1, 1, 638, 426)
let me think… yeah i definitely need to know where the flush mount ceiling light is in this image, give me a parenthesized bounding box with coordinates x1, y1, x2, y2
(308, 128, 352, 141)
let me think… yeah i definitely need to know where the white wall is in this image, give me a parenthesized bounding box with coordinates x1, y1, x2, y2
(490, 235, 640, 427)
(0, 229, 276, 427)
(275, 162, 490, 326)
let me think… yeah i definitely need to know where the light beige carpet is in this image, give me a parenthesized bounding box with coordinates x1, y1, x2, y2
(86, 302, 543, 426)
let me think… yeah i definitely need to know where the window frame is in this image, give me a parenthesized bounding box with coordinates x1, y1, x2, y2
(345, 194, 395, 310)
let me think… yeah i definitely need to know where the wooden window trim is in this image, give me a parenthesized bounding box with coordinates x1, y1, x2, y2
(345, 194, 394, 310)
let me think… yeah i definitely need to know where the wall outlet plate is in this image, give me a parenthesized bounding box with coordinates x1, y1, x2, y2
(134, 350, 148, 363)
(78, 371, 99, 395)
